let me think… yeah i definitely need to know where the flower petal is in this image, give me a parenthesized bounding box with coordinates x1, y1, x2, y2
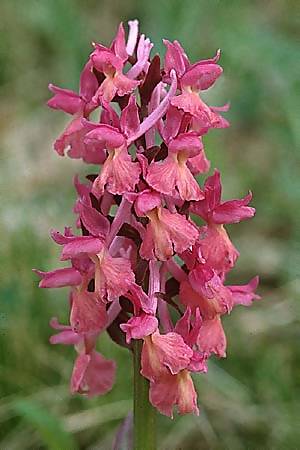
(33, 267, 82, 288)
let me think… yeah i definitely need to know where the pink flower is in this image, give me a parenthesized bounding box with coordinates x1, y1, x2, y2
(48, 61, 97, 116)
(198, 224, 240, 275)
(125, 283, 158, 315)
(229, 276, 261, 306)
(157, 105, 210, 176)
(71, 351, 116, 397)
(93, 249, 135, 302)
(141, 330, 193, 380)
(90, 45, 140, 106)
(120, 313, 158, 343)
(196, 316, 227, 358)
(70, 290, 107, 334)
(179, 265, 231, 358)
(191, 170, 255, 274)
(83, 102, 141, 196)
(40, 20, 260, 419)
(132, 190, 199, 261)
(174, 308, 208, 373)
(146, 132, 204, 201)
(75, 200, 110, 238)
(33, 267, 82, 288)
(163, 41, 228, 130)
(192, 170, 255, 224)
(50, 311, 116, 398)
(48, 61, 105, 163)
(143, 206, 199, 261)
(49, 317, 82, 346)
(149, 370, 199, 417)
(53, 116, 107, 164)
(50, 228, 135, 302)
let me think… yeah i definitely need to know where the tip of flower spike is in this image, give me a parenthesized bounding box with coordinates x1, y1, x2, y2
(128, 19, 138, 26)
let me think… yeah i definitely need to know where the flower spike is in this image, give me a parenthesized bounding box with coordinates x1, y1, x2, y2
(36, 19, 260, 423)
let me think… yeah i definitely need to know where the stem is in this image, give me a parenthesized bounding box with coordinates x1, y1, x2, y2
(133, 340, 156, 450)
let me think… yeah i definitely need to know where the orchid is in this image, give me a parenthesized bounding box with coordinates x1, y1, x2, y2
(34, 19, 260, 449)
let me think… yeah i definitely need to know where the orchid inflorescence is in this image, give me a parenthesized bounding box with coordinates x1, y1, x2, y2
(34, 19, 259, 418)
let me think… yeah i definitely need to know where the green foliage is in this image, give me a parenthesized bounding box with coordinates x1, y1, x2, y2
(13, 399, 78, 450)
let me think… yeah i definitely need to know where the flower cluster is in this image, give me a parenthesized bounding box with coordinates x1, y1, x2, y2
(34, 20, 259, 417)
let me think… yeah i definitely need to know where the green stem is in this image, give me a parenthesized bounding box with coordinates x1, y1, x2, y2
(133, 340, 156, 450)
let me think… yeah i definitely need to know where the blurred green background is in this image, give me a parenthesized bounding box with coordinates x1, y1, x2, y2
(1, 0, 299, 449)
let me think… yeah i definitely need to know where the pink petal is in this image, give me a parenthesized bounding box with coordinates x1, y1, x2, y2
(53, 117, 106, 164)
(171, 92, 211, 127)
(146, 157, 179, 198)
(91, 48, 123, 73)
(187, 147, 210, 175)
(71, 353, 90, 393)
(188, 263, 233, 314)
(74, 175, 92, 201)
(50, 327, 81, 346)
(180, 279, 225, 319)
(180, 63, 223, 91)
(120, 314, 158, 343)
(158, 208, 199, 255)
(84, 123, 125, 150)
(149, 370, 199, 417)
(146, 156, 203, 201)
(134, 190, 161, 216)
(111, 22, 128, 62)
(140, 219, 172, 261)
(126, 284, 157, 315)
(197, 49, 221, 65)
(61, 237, 104, 260)
(33, 267, 82, 288)
(191, 170, 222, 221)
(79, 60, 98, 102)
(229, 276, 260, 306)
(197, 316, 227, 357)
(94, 77, 118, 105)
(96, 252, 135, 301)
(141, 207, 199, 262)
(53, 116, 83, 157)
(50, 228, 75, 245)
(120, 96, 140, 138)
(168, 132, 203, 158)
(83, 351, 116, 397)
(174, 307, 192, 342)
(188, 351, 207, 373)
(162, 105, 184, 142)
(204, 170, 222, 210)
(212, 193, 256, 224)
(163, 39, 190, 81)
(92, 147, 141, 197)
(100, 105, 120, 128)
(197, 225, 240, 275)
(79, 202, 110, 238)
(50, 317, 71, 331)
(141, 330, 193, 380)
(48, 84, 83, 115)
(114, 72, 140, 97)
(126, 34, 153, 79)
(70, 291, 108, 334)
